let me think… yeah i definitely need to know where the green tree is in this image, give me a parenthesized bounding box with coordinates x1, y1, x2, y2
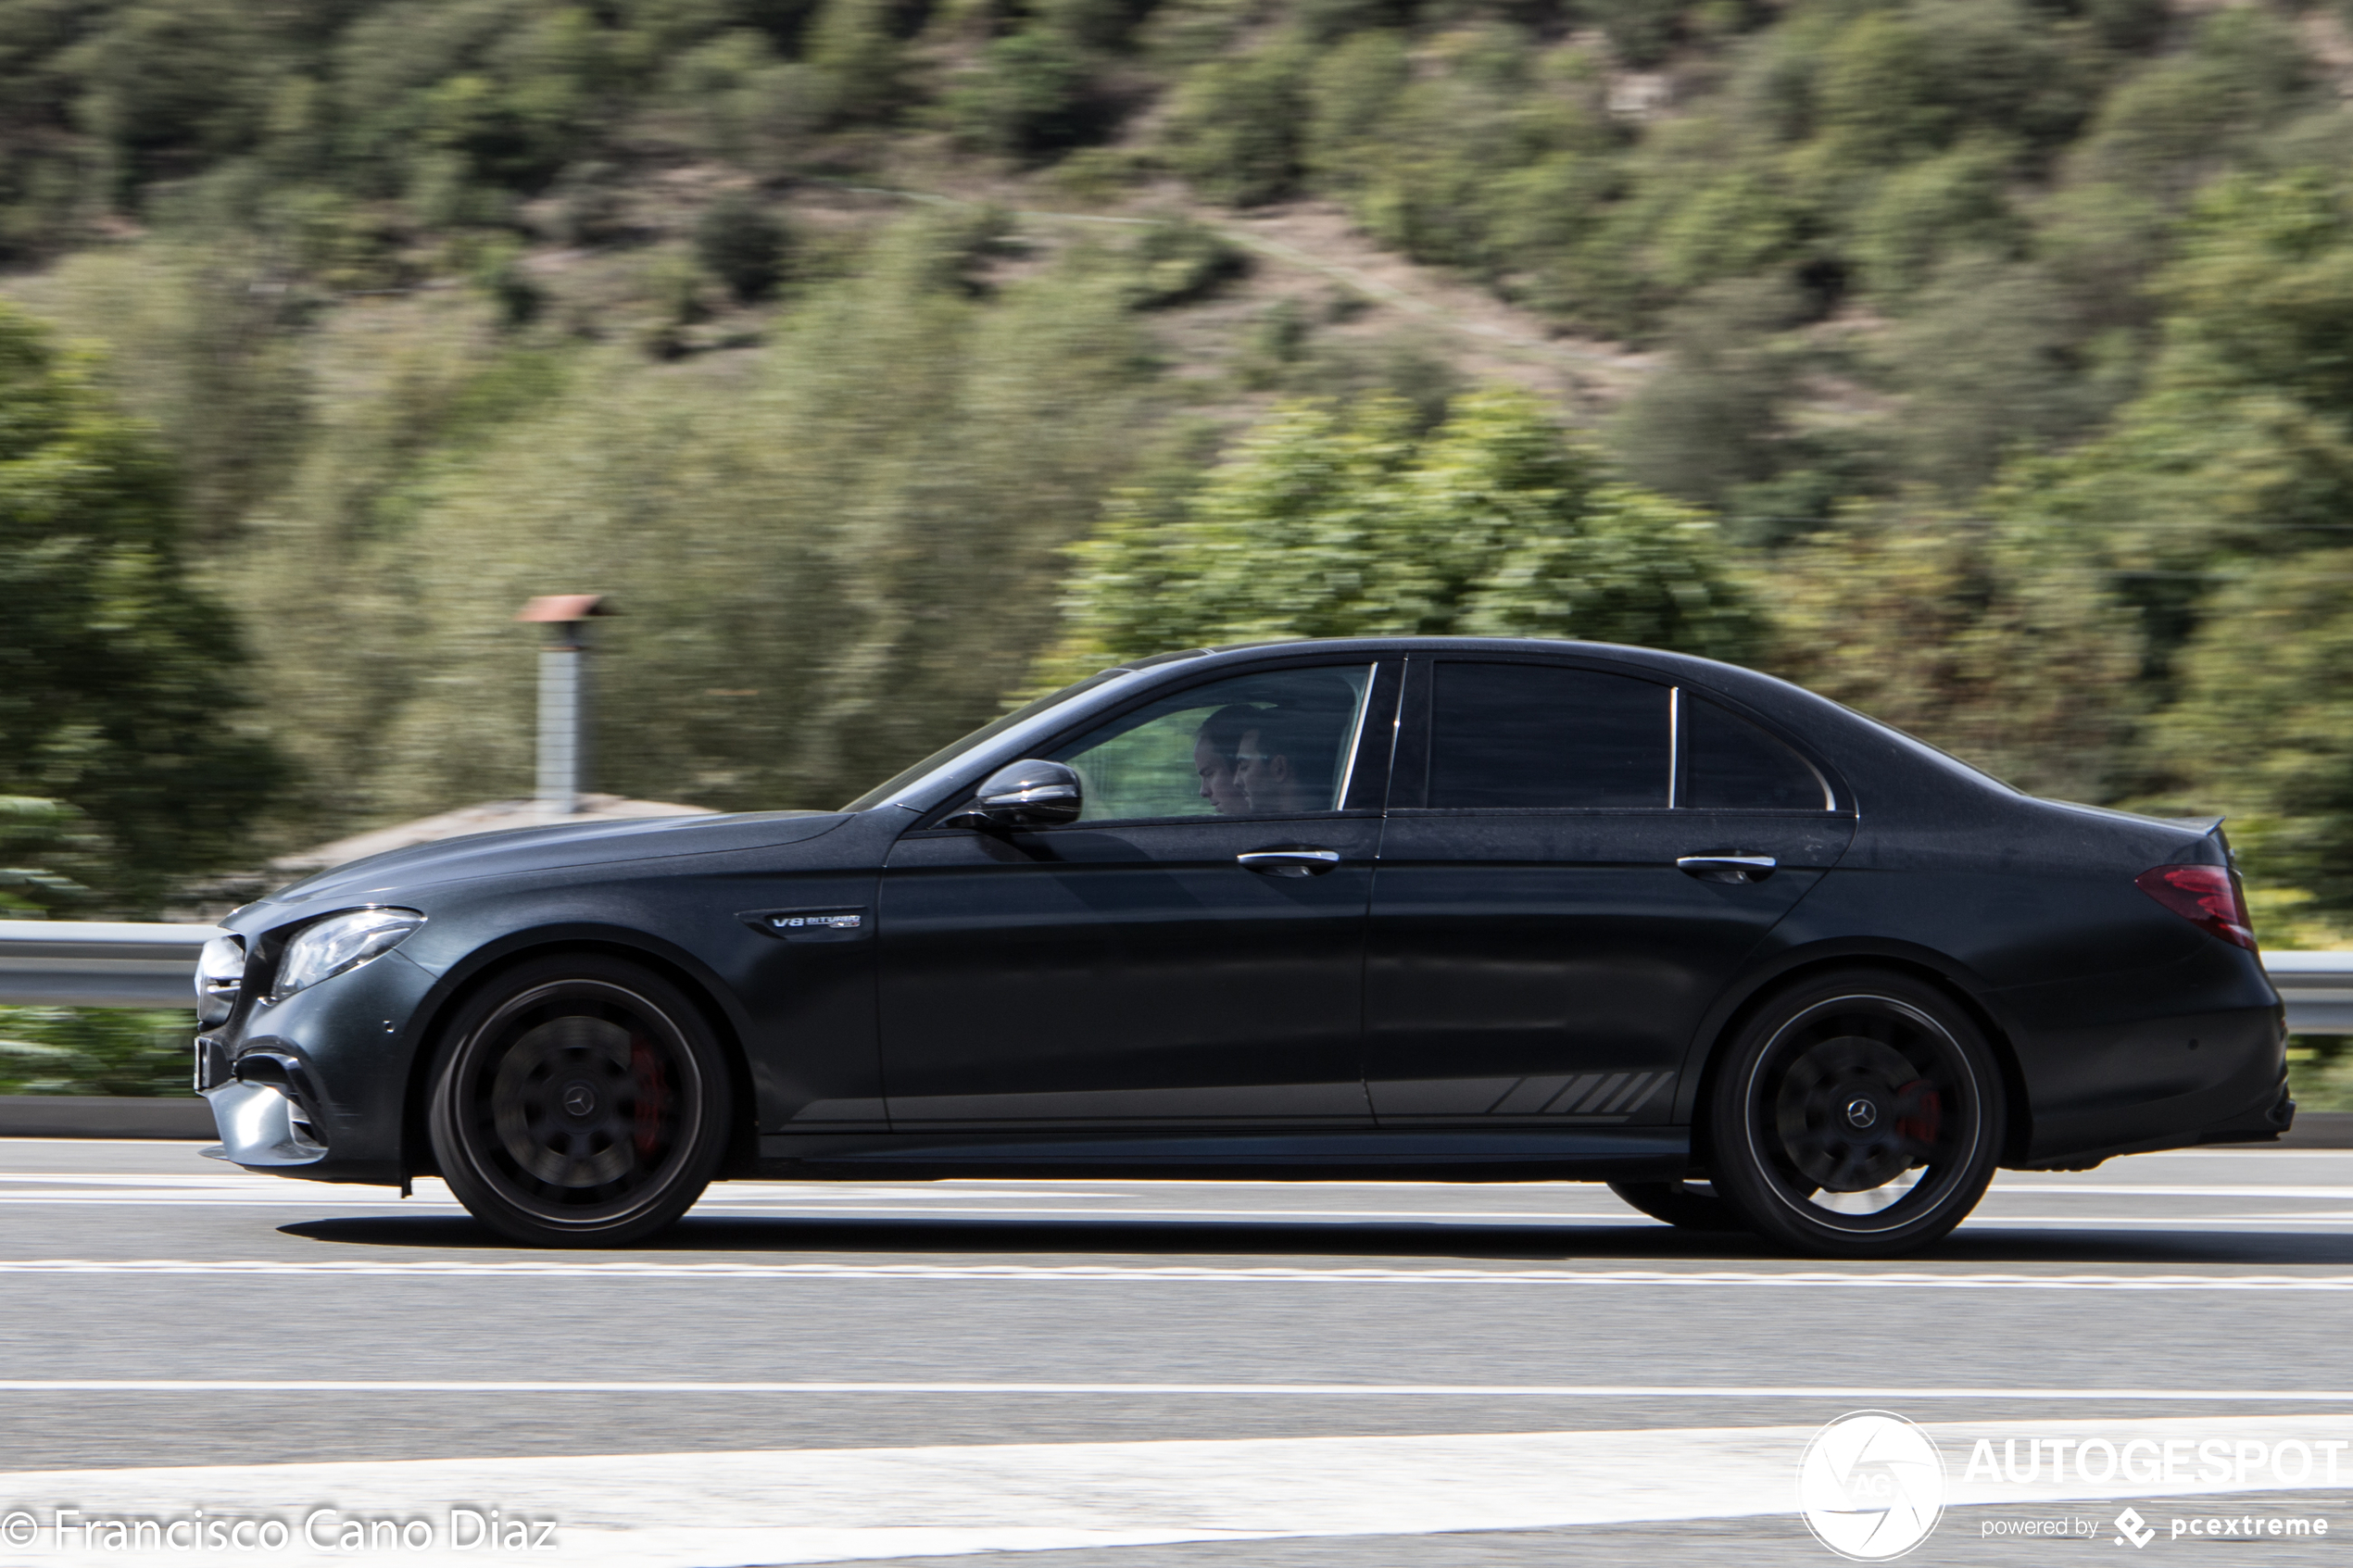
(221, 213, 1160, 830)
(1039, 387, 1762, 683)
(1990, 169, 2353, 669)
(0, 302, 280, 911)
(2150, 550, 2353, 911)
(1764, 508, 2142, 803)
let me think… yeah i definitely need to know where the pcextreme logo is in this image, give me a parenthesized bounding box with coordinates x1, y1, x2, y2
(1796, 1411, 1947, 1562)
(2115, 1507, 2158, 1548)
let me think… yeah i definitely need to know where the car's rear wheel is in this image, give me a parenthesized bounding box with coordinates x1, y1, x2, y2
(1607, 1179, 1748, 1233)
(1706, 969, 2003, 1259)
(427, 954, 731, 1248)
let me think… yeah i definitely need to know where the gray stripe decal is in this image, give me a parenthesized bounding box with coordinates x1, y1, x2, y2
(1480, 1079, 1525, 1115)
(1567, 1073, 1628, 1114)
(1600, 1073, 1658, 1114)
(1492, 1075, 1573, 1115)
(1540, 1075, 1600, 1115)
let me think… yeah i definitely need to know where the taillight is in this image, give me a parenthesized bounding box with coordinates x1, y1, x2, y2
(2134, 863, 2257, 950)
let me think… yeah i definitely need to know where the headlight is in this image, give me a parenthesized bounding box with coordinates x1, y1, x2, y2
(270, 909, 424, 1001)
(195, 935, 246, 1026)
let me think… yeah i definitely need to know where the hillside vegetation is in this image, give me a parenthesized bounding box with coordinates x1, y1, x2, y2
(6, 0, 2353, 941)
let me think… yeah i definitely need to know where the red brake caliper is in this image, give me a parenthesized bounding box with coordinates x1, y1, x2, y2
(1894, 1081, 1942, 1148)
(631, 1036, 668, 1158)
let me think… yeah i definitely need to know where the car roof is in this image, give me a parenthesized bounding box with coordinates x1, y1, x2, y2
(1115, 635, 1791, 696)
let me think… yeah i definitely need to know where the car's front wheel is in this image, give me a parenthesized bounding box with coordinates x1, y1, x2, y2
(427, 954, 732, 1248)
(1706, 969, 2004, 1259)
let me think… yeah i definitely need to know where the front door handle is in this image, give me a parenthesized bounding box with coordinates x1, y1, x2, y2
(1677, 854, 1778, 884)
(1238, 847, 1343, 877)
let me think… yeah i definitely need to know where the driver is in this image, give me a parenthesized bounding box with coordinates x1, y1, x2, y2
(1233, 706, 1345, 816)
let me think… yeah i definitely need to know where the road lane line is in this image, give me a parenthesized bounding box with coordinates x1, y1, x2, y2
(4, 1259, 2353, 1289)
(0, 1380, 2351, 1399)
(2, 1415, 2348, 1567)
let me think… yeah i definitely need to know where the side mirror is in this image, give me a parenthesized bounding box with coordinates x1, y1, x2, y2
(944, 759, 1084, 830)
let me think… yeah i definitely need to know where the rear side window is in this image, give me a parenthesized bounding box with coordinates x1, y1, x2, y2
(1683, 698, 1831, 810)
(1429, 663, 1670, 809)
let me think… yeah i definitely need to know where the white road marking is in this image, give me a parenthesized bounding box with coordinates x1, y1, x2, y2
(2, 1414, 2348, 1567)
(0, 1379, 2349, 1400)
(1989, 1184, 2353, 1198)
(4, 1258, 2353, 1289)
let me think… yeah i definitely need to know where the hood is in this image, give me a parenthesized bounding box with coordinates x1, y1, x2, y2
(265, 810, 852, 905)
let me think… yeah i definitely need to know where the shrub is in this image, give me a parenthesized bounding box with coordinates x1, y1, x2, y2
(1119, 218, 1248, 309)
(1854, 135, 2022, 302)
(945, 27, 1096, 161)
(1161, 38, 1312, 207)
(0, 1007, 195, 1097)
(695, 193, 789, 303)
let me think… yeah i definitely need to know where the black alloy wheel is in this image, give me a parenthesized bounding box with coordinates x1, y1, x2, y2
(427, 954, 733, 1248)
(1706, 969, 2003, 1259)
(1607, 1179, 1748, 1233)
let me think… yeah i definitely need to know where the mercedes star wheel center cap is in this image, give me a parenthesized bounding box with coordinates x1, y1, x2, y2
(1844, 1097, 1879, 1129)
(561, 1083, 598, 1117)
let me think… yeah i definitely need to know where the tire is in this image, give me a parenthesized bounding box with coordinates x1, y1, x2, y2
(427, 954, 733, 1248)
(1705, 968, 2004, 1260)
(1608, 1179, 1748, 1233)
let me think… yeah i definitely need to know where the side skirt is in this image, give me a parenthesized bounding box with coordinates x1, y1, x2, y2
(752, 1126, 1688, 1184)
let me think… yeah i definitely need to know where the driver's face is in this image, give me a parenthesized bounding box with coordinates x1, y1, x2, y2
(1233, 727, 1301, 814)
(1193, 736, 1249, 815)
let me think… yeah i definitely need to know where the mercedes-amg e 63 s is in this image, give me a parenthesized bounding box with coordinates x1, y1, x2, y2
(195, 638, 2290, 1256)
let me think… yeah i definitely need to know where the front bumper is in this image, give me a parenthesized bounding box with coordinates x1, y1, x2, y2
(195, 945, 440, 1185)
(200, 1079, 330, 1167)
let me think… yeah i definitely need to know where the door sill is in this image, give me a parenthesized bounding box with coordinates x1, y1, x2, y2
(755, 1125, 1687, 1182)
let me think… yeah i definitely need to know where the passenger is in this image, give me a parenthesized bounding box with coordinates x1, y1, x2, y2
(1234, 706, 1346, 815)
(1192, 705, 1261, 815)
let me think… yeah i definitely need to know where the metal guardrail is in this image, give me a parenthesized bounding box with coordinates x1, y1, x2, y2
(6, 921, 2353, 1031)
(2248, 951, 2353, 1035)
(0, 921, 223, 1009)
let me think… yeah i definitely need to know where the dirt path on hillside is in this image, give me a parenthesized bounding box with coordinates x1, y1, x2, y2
(801, 177, 1656, 414)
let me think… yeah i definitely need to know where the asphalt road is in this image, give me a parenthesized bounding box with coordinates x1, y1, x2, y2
(1, 1140, 2350, 1566)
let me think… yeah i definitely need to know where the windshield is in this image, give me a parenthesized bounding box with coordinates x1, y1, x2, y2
(840, 669, 1134, 810)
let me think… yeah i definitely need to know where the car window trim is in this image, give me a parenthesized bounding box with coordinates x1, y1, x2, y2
(1667, 684, 1681, 809)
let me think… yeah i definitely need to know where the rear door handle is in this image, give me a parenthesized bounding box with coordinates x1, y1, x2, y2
(1238, 847, 1343, 877)
(1677, 855, 1778, 884)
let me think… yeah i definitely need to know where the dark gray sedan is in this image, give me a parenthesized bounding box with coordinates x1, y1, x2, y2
(195, 638, 2288, 1256)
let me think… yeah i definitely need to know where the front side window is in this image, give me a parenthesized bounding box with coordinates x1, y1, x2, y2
(1051, 666, 1374, 822)
(1429, 662, 1671, 809)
